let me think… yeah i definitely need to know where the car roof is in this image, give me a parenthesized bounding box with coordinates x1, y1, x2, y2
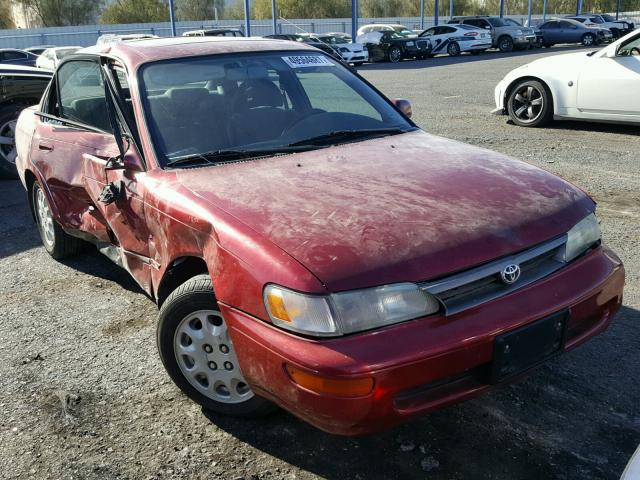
(79, 37, 318, 70)
(0, 63, 52, 76)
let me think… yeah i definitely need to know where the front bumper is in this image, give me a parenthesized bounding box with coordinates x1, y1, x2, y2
(514, 35, 537, 45)
(340, 50, 369, 63)
(493, 78, 507, 114)
(222, 246, 624, 436)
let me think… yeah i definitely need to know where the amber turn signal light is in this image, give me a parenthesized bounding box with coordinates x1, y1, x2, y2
(285, 364, 374, 397)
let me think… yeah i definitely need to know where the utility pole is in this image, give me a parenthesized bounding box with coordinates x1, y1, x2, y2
(435, 0, 439, 26)
(244, 0, 251, 36)
(271, 0, 277, 34)
(420, 0, 425, 30)
(168, 0, 176, 36)
(351, 0, 359, 42)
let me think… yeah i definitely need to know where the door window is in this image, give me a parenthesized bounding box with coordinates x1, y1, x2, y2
(617, 35, 640, 56)
(56, 60, 112, 132)
(2, 50, 27, 60)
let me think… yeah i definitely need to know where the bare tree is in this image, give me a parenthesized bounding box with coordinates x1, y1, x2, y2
(16, 0, 103, 27)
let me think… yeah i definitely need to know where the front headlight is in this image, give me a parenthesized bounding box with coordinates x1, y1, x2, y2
(406, 41, 415, 46)
(264, 283, 440, 337)
(562, 213, 601, 262)
(339, 47, 349, 53)
(516, 29, 524, 35)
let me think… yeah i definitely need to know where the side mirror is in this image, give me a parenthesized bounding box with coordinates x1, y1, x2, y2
(392, 98, 413, 119)
(105, 143, 145, 172)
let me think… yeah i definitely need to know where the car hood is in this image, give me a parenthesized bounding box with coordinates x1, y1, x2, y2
(177, 130, 594, 291)
(511, 51, 590, 75)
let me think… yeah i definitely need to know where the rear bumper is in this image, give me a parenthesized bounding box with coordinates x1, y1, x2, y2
(222, 246, 624, 436)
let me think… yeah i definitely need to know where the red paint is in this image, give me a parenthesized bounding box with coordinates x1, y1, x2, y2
(14, 39, 625, 435)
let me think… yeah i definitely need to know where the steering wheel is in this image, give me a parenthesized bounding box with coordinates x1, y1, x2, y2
(631, 47, 640, 56)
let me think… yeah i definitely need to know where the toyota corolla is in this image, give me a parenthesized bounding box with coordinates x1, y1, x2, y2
(14, 37, 624, 435)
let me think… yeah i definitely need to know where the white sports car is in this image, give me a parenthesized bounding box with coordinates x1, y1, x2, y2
(493, 29, 640, 127)
(419, 24, 492, 56)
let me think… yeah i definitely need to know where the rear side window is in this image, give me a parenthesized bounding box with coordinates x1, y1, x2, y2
(56, 60, 112, 132)
(2, 51, 27, 60)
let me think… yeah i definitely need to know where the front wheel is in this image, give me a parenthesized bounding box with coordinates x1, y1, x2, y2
(582, 33, 595, 46)
(447, 41, 461, 57)
(388, 46, 402, 63)
(31, 182, 84, 259)
(157, 274, 275, 417)
(498, 36, 514, 52)
(507, 79, 553, 128)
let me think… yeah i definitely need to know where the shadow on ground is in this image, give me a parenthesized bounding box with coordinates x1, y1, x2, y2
(206, 305, 640, 480)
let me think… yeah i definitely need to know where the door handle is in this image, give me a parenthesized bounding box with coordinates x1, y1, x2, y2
(38, 142, 54, 152)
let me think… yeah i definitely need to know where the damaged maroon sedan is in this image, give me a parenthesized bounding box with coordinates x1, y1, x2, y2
(15, 37, 624, 435)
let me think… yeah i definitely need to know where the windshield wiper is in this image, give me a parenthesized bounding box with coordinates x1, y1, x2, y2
(165, 146, 318, 168)
(288, 128, 407, 147)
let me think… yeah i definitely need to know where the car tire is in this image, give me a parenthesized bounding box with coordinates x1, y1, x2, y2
(0, 104, 24, 179)
(498, 36, 514, 52)
(388, 46, 402, 63)
(582, 33, 596, 46)
(157, 274, 276, 418)
(506, 79, 553, 128)
(447, 42, 461, 57)
(31, 181, 84, 259)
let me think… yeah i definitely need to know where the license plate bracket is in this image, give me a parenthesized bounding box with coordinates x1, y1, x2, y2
(489, 311, 568, 384)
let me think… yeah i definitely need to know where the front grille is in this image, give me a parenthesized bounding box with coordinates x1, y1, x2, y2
(419, 235, 568, 316)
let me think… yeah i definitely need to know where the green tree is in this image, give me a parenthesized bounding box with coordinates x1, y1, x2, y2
(252, 0, 350, 20)
(176, 0, 225, 21)
(16, 0, 102, 27)
(100, 0, 170, 24)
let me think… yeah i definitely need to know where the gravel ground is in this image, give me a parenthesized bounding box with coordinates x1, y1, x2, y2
(1, 46, 639, 480)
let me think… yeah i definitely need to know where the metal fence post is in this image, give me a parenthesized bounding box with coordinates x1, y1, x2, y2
(244, 0, 251, 36)
(542, 0, 547, 21)
(499, 0, 504, 18)
(449, 0, 453, 19)
(420, 0, 425, 30)
(351, 0, 358, 42)
(616, 0, 621, 19)
(168, 0, 176, 36)
(527, 0, 532, 27)
(434, 0, 439, 26)
(271, 0, 277, 34)
(576, 0, 582, 16)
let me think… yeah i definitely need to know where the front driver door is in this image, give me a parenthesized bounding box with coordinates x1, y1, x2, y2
(35, 57, 153, 293)
(576, 34, 640, 122)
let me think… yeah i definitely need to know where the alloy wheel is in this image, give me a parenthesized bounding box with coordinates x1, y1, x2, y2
(389, 47, 402, 63)
(511, 85, 544, 124)
(35, 186, 55, 248)
(583, 34, 594, 46)
(0, 119, 17, 165)
(173, 309, 253, 404)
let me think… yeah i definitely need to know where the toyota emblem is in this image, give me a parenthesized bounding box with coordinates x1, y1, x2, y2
(500, 264, 521, 284)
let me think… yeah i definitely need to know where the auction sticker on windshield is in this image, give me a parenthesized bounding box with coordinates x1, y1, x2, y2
(282, 55, 336, 68)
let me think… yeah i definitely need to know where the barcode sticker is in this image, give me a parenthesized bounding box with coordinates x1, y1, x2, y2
(282, 55, 336, 68)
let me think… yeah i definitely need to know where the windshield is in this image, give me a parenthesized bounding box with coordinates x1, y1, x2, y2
(319, 36, 350, 44)
(57, 48, 79, 59)
(392, 27, 415, 37)
(601, 14, 616, 22)
(488, 18, 507, 27)
(503, 18, 522, 26)
(139, 52, 413, 167)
